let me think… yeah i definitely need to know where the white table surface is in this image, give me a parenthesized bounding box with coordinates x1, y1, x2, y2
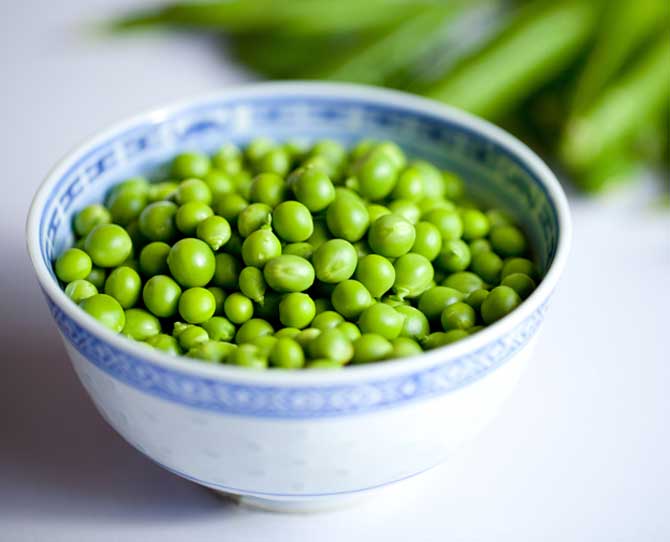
(2, 2, 669, 540)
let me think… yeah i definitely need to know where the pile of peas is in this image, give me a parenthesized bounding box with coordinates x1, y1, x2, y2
(54, 138, 538, 370)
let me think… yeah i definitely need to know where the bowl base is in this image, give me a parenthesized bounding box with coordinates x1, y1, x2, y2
(210, 488, 367, 514)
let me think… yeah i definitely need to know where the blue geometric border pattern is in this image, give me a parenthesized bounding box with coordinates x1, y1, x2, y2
(46, 294, 548, 419)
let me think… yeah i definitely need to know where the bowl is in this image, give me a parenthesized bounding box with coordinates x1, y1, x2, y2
(26, 82, 570, 512)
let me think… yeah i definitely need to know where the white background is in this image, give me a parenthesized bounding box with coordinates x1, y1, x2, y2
(2, 1, 669, 540)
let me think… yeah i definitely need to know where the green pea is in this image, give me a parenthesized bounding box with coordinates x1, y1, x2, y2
(249, 173, 286, 207)
(74, 204, 111, 237)
(175, 201, 213, 236)
(395, 305, 430, 341)
(311, 310, 345, 331)
(290, 168, 336, 212)
(104, 266, 141, 309)
(167, 238, 216, 287)
(501, 273, 536, 299)
(442, 171, 465, 200)
(413, 160, 445, 198)
(486, 209, 514, 228)
(274, 327, 301, 339)
(269, 337, 305, 369)
(201, 316, 236, 342)
(227, 344, 268, 369)
(490, 225, 528, 257)
(84, 224, 133, 268)
(353, 146, 400, 200)
(441, 302, 476, 331)
(235, 318, 274, 344)
(282, 242, 314, 259)
(272, 201, 314, 242)
(241, 229, 282, 268)
(147, 181, 179, 203)
(436, 239, 471, 273)
(79, 294, 126, 333)
(501, 257, 537, 280)
(213, 253, 241, 289)
(139, 241, 170, 276)
(86, 267, 107, 290)
(442, 271, 484, 294)
(387, 200, 421, 225)
(107, 187, 148, 226)
(246, 137, 275, 163)
(312, 239, 357, 283)
(294, 327, 322, 348)
(366, 204, 391, 224)
(368, 215, 416, 258)
(238, 203, 272, 237)
(176, 178, 212, 206)
(122, 308, 161, 340)
(203, 169, 235, 199)
(188, 341, 237, 363)
(326, 191, 369, 242)
(352, 333, 393, 364)
(64, 279, 98, 303)
(423, 330, 468, 349)
(138, 201, 178, 243)
(337, 321, 362, 342)
(258, 147, 291, 177)
(234, 171, 253, 199)
(279, 292, 315, 329)
(392, 166, 425, 201)
(215, 193, 248, 222)
(55, 248, 92, 283)
(145, 333, 181, 355)
(178, 287, 216, 324)
(481, 286, 521, 324)
(213, 143, 242, 175)
(418, 196, 455, 216)
(418, 286, 464, 321)
(263, 255, 315, 292)
(391, 337, 423, 358)
(195, 215, 231, 251)
(143, 275, 182, 318)
(174, 323, 209, 350)
(308, 328, 353, 365)
(172, 151, 211, 179)
(423, 208, 463, 241)
(392, 253, 434, 299)
(239, 266, 267, 303)
(410, 221, 442, 261)
(465, 288, 489, 310)
(469, 238, 492, 258)
(224, 292, 254, 324)
(460, 208, 490, 240)
(471, 251, 504, 284)
(358, 303, 404, 339)
(331, 279, 373, 319)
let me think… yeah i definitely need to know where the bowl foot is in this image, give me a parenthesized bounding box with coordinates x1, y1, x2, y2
(209, 488, 367, 513)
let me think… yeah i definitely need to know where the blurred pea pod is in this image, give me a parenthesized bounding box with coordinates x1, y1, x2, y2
(423, 0, 600, 120)
(570, 0, 670, 114)
(113, 0, 442, 36)
(560, 32, 670, 175)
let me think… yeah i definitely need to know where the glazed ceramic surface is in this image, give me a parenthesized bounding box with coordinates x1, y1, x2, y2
(27, 82, 570, 510)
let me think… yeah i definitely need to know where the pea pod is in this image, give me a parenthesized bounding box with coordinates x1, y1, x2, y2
(423, 0, 599, 120)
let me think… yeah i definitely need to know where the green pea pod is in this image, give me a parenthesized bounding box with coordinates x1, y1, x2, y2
(560, 32, 670, 172)
(570, 0, 670, 114)
(423, 0, 599, 120)
(114, 0, 441, 36)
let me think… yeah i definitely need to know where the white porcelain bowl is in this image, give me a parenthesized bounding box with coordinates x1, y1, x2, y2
(26, 82, 570, 512)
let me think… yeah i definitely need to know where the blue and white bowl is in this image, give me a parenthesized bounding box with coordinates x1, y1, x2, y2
(26, 82, 570, 512)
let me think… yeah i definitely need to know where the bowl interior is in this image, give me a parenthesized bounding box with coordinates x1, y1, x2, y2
(37, 88, 559, 288)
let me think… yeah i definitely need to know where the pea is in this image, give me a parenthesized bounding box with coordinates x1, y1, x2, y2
(441, 302, 476, 331)
(353, 146, 400, 200)
(147, 181, 178, 203)
(86, 267, 107, 290)
(138, 201, 178, 242)
(84, 224, 133, 268)
(122, 308, 161, 340)
(256, 147, 291, 177)
(392, 166, 425, 201)
(481, 286, 521, 324)
(471, 251, 503, 284)
(282, 242, 314, 259)
(436, 239, 471, 272)
(352, 334, 393, 364)
(143, 275, 182, 318)
(465, 288, 489, 310)
(418, 286, 464, 321)
(270, 337, 305, 369)
(423, 208, 463, 241)
(308, 329, 353, 365)
(64, 279, 98, 304)
(395, 305, 430, 341)
(413, 160, 444, 198)
(501, 273, 536, 299)
(224, 293, 254, 325)
(331, 279, 373, 319)
(249, 173, 286, 207)
(392, 253, 434, 299)
(172, 152, 211, 179)
(175, 201, 213, 236)
(469, 238, 492, 258)
(241, 229, 282, 268)
(203, 169, 235, 199)
(207, 286, 227, 315)
(368, 214, 416, 258)
(139, 241, 170, 276)
(178, 287, 216, 324)
(201, 316, 236, 342)
(391, 337, 423, 358)
(272, 201, 313, 242)
(167, 238, 216, 287)
(326, 190, 369, 242)
(367, 203, 391, 223)
(291, 168, 335, 212)
(145, 333, 181, 355)
(227, 344, 268, 369)
(239, 266, 267, 303)
(107, 187, 148, 226)
(490, 225, 528, 257)
(358, 303, 404, 340)
(274, 327, 301, 339)
(442, 271, 484, 294)
(279, 292, 316, 329)
(215, 193, 248, 222)
(188, 341, 237, 363)
(74, 204, 111, 237)
(196, 215, 231, 251)
(337, 321, 362, 342)
(294, 327, 322, 348)
(213, 143, 242, 174)
(174, 323, 209, 350)
(501, 257, 537, 280)
(79, 294, 126, 333)
(55, 248, 92, 283)
(442, 171, 465, 200)
(213, 253, 241, 289)
(263, 255, 315, 292)
(104, 266, 141, 309)
(411, 222, 442, 261)
(313, 239, 358, 283)
(235, 318, 274, 345)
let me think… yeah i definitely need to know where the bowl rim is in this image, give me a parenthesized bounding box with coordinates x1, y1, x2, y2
(26, 81, 571, 386)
